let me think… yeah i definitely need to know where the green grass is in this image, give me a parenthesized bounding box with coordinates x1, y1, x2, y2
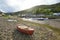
(44, 24, 60, 34)
(2, 15, 10, 18)
(2, 15, 14, 19)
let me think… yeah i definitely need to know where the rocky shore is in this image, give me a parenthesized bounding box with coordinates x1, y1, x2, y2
(0, 17, 60, 40)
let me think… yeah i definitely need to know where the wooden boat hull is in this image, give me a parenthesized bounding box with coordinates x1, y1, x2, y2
(17, 26, 34, 35)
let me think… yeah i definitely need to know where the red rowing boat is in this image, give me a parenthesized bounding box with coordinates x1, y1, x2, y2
(17, 25, 34, 35)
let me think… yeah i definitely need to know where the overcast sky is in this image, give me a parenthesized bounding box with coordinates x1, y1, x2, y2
(0, 0, 60, 12)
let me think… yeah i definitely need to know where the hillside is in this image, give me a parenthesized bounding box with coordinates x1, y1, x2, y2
(6, 2, 60, 15)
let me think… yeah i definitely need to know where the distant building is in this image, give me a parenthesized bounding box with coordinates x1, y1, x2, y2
(53, 13, 60, 16)
(20, 13, 45, 18)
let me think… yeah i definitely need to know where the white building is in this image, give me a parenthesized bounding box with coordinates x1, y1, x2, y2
(53, 13, 60, 16)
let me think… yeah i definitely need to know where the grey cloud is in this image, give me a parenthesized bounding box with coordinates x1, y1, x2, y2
(0, 0, 16, 12)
